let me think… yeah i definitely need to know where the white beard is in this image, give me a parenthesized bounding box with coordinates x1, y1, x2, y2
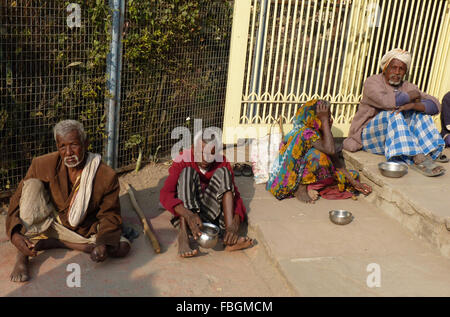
(64, 153, 84, 168)
(389, 79, 402, 86)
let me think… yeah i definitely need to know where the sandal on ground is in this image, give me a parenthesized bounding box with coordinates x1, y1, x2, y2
(436, 153, 449, 163)
(233, 163, 243, 176)
(241, 163, 254, 177)
(410, 157, 445, 177)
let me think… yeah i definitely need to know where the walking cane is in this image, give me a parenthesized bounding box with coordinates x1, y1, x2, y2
(126, 183, 161, 254)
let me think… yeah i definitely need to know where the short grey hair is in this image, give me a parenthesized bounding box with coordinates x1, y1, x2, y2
(53, 120, 86, 143)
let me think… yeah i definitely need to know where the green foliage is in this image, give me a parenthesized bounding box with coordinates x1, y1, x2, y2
(124, 0, 206, 73)
(1, 0, 111, 192)
(124, 134, 144, 150)
(1, 0, 233, 192)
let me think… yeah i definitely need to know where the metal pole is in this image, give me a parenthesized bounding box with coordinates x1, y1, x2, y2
(105, 0, 123, 168)
(114, 0, 125, 169)
(248, 0, 269, 122)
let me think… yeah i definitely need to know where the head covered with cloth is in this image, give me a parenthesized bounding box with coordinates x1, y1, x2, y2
(379, 48, 412, 73)
(266, 99, 371, 202)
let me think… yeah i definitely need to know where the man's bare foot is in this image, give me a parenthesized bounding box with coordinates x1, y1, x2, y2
(413, 154, 445, 175)
(307, 189, 319, 201)
(10, 251, 29, 283)
(225, 236, 254, 252)
(296, 184, 314, 203)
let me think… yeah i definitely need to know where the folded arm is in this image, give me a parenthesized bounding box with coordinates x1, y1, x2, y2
(395, 91, 438, 115)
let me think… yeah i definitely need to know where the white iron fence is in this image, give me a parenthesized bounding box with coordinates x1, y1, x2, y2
(223, 0, 450, 143)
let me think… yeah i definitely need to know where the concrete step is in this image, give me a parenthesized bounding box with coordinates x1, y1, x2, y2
(343, 148, 450, 258)
(239, 177, 450, 296)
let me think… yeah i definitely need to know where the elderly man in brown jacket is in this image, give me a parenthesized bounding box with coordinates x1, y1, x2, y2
(6, 120, 130, 282)
(344, 48, 445, 177)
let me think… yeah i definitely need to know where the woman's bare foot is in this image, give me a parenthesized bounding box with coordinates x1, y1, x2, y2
(178, 233, 198, 258)
(10, 251, 29, 283)
(224, 236, 254, 252)
(307, 189, 319, 201)
(178, 219, 198, 258)
(296, 184, 314, 203)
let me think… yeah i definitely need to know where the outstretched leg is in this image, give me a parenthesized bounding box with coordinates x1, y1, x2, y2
(34, 238, 95, 253)
(35, 238, 129, 258)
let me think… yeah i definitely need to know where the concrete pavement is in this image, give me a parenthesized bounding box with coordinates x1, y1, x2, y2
(238, 178, 450, 296)
(0, 148, 449, 296)
(234, 147, 450, 296)
(0, 163, 293, 297)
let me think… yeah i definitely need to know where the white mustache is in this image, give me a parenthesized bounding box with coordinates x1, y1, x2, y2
(64, 155, 81, 168)
(388, 76, 401, 85)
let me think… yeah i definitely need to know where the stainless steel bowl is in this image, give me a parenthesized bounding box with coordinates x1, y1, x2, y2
(378, 162, 408, 178)
(329, 210, 353, 225)
(197, 223, 220, 248)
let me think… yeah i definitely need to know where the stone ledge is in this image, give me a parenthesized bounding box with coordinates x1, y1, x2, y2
(343, 149, 450, 258)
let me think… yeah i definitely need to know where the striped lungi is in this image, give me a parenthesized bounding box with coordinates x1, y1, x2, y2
(362, 110, 444, 164)
(170, 166, 235, 230)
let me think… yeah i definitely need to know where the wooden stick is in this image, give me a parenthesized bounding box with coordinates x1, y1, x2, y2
(127, 184, 161, 254)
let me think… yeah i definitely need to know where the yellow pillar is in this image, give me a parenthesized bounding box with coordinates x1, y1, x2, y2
(222, 0, 252, 145)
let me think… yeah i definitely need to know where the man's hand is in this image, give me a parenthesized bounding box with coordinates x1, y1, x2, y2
(407, 90, 421, 102)
(11, 232, 37, 257)
(90, 244, 108, 262)
(393, 102, 420, 114)
(316, 101, 331, 123)
(185, 212, 203, 240)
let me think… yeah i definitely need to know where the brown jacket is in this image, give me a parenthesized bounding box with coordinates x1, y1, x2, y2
(6, 152, 123, 246)
(343, 74, 441, 152)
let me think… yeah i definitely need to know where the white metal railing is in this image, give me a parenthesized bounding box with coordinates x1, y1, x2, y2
(223, 0, 450, 143)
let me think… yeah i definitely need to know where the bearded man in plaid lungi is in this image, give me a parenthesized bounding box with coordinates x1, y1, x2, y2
(344, 48, 446, 177)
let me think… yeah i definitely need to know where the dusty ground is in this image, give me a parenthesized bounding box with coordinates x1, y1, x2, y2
(0, 162, 294, 297)
(1, 152, 450, 297)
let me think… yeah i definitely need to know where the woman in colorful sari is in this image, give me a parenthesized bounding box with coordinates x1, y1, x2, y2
(266, 99, 372, 203)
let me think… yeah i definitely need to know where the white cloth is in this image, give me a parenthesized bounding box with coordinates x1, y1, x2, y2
(68, 152, 101, 228)
(250, 132, 283, 184)
(379, 48, 412, 72)
(20, 177, 130, 246)
(19, 179, 55, 235)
